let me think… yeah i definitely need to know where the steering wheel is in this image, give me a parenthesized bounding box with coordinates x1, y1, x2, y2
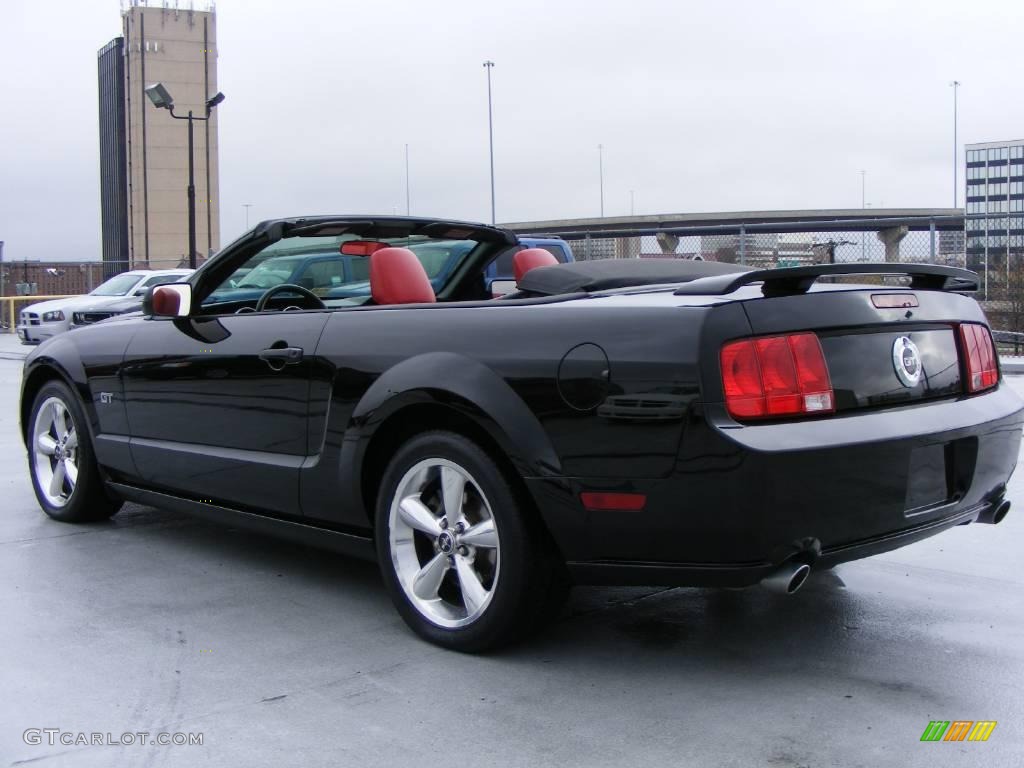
(255, 284, 326, 312)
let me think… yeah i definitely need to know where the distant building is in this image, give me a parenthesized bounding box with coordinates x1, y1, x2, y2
(97, 38, 129, 277)
(701, 232, 772, 263)
(97, 1, 220, 273)
(569, 237, 641, 260)
(964, 140, 1024, 277)
(700, 232, 815, 265)
(938, 230, 965, 265)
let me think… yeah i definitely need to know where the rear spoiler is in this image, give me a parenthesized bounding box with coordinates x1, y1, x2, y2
(673, 263, 978, 296)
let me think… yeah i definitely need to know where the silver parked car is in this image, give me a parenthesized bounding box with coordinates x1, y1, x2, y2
(16, 269, 193, 344)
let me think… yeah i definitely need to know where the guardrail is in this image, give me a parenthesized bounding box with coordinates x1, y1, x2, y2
(0, 295, 80, 333)
(993, 329, 1024, 356)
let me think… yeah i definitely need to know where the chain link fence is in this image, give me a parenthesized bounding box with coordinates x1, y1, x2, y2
(512, 213, 1024, 332)
(4, 215, 1023, 333)
(0, 256, 196, 301)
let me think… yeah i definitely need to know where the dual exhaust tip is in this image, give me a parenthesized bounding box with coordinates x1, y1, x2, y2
(977, 499, 1011, 525)
(761, 560, 811, 595)
(762, 500, 1012, 594)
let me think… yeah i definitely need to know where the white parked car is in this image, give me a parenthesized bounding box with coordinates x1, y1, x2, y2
(16, 269, 193, 344)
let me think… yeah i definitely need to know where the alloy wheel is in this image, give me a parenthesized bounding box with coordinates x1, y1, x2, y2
(32, 396, 80, 508)
(388, 458, 501, 628)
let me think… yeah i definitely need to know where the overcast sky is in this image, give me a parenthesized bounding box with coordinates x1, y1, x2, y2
(2, 0, 1023, 262)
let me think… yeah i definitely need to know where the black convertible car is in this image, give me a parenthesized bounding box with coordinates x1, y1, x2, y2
(20, 216, 1023, 651)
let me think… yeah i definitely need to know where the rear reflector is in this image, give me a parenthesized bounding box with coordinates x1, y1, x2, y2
(960, 323, 999, 393)
(720, 332, 835, 420)
(580, 492, 647, 512)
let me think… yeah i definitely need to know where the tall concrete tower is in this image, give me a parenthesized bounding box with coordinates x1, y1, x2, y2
(98, 1, 220, 272)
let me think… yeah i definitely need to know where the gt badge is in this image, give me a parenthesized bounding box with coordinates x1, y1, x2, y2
(892, 336, 922, 387)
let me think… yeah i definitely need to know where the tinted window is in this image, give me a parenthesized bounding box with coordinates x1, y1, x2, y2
(494, 249, 516, 278)
(493, 244, 566, 279)
(296, 258, 349, 294)
(349, 258, 370, 281)
(235, 257, 305, 289)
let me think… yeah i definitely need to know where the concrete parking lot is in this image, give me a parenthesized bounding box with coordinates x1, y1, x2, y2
(1, 332, 1022, 767)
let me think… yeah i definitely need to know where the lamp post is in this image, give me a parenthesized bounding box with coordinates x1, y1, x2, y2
(144, 83, 224, 269)
(483, 61, 496, 225)
(242, 204, 253, 230)
(404, 143, 411, 216)
(860, 170, 867, 260)
(951, 80, 961, 208)
(598, 144, 605, 218)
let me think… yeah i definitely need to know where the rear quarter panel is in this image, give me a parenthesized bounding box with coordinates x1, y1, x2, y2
(303, 295, 713, 528)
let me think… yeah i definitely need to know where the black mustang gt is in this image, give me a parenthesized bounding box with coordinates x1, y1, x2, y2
(19, 216, 1023, 651)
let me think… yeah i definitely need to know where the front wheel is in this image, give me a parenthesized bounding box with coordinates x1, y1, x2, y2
(28, 380, 122, 522)
(375, 431, 566, 652)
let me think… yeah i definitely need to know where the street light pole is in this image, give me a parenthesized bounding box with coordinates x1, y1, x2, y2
(187, 111, 197, 268)
(598, 144, 605, 217)
(242, 204, 253, 230)
(860, 170, 867, 261)
(144, 83, 224, 269)
(951, 80, 961, 208)
(404, 143, 411, 215)
(483, 61, 496, 226)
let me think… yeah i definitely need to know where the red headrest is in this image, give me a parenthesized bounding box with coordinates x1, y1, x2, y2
(513, 248, 559, 283)
(370, 247, 436, 305)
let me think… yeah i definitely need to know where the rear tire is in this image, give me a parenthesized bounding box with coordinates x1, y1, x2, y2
(375, 430, 566, 652)
(27, 380, 122, 523)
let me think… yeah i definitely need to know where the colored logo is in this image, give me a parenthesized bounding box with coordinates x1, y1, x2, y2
(892, 335, 922, 387)
(920, 721, 997, 742)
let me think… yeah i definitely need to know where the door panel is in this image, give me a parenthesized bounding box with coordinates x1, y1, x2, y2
(121, 312, 329, 515)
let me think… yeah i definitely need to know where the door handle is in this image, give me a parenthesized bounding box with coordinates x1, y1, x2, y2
(259, 346, 304, 366)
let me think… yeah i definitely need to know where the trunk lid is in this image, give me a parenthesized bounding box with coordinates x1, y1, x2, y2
(738, 286, 986, 414)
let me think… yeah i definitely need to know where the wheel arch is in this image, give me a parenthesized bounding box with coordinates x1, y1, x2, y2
(344, 352, 563, 528)
(20, 357, 90, 448)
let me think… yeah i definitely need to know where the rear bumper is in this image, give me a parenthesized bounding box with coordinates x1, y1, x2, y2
(565, 499, 990, 587)
(527, 384, 1024, 584)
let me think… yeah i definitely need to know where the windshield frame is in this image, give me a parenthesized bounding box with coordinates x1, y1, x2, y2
(189, 216, 517, 311)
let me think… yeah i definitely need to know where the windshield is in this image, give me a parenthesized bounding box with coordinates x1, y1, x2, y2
(234, 257, 305, 289)
(407, 241, 473, 278)
(89, 273, 142, 297)
(205, 235, 480, 306)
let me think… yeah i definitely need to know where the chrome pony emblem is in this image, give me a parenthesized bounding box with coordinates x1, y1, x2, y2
(892, 336, 922, 387)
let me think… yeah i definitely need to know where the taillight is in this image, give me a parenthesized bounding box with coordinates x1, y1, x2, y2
(720, 332, 835, 419)
(960, 323, 999, 393)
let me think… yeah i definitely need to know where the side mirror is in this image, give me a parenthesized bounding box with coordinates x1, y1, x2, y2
(143, 283, 192, 317)
(133, 288, 148, 296)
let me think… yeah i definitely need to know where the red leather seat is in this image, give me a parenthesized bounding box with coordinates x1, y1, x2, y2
(513, 248, 559, 283)
(369, 247, 436, 305)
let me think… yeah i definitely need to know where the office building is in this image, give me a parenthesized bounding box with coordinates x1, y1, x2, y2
(98, 1, 220, 272)
(700, 233, 815, 265)
(964, 140, 1024, 289)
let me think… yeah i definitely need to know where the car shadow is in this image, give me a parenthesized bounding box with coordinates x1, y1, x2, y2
(106, 503, 883, 668)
